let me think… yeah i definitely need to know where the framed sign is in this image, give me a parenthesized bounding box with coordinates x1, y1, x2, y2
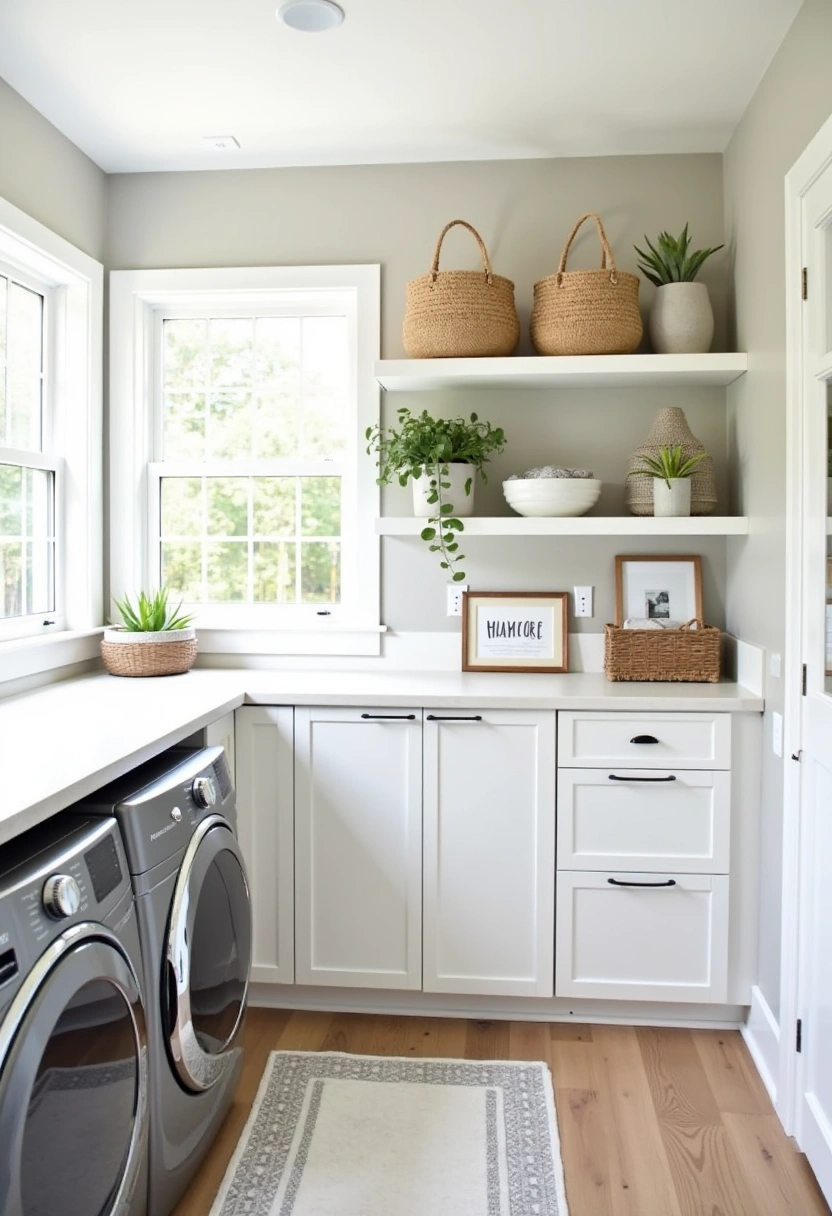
(614, 554, 703, 627)
(462, 591, 569, 673)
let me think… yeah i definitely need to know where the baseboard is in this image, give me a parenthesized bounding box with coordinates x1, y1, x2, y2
(248, 983, 745, 1030)
(741, 985, 780, 1104)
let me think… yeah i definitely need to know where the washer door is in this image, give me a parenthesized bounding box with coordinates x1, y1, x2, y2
(165, 815, 252, 1092)
(0, 925, 148, 1216)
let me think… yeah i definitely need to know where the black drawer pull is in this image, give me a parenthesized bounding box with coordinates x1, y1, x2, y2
(631, 734, 659, 744)
(607, 878, 677, 888)
(608, 774, 676, 783)
(426, 715, 483, 722)
(360, 713, 416, 720)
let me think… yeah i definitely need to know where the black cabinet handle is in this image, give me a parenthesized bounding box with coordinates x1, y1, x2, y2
(360, 713, 416, 720)
(426, 714, 483, 722)
(630, 734, 659, 744)
(608, 773, 676, 783)
(607, 878, 677, 888)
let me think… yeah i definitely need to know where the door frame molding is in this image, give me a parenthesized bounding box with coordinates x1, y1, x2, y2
(781, 109, 832, 1137)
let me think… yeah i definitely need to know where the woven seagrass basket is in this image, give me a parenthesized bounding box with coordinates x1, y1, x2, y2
(604, 620, 721, 683)
(531, 212, 643, 356)
(403, 220, 520, 358)
(101, 627, 198, 677)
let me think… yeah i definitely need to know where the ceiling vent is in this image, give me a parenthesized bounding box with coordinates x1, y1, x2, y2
(277, 0, 345, 33)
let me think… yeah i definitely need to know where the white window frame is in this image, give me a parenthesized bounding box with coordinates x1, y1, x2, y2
(0, 195, 103, 680)
(109, 265, 382, 656)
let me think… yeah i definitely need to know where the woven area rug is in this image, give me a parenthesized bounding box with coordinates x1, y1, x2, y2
(210, 1051, 569, 1215)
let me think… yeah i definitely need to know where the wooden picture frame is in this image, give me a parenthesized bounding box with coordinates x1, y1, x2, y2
(614, 555, 703, 628)
(461, 591, 569, 673)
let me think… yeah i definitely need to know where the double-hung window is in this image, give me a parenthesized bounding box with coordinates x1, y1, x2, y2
(110, 266, 381, 656)
(0, 196, 102, 665)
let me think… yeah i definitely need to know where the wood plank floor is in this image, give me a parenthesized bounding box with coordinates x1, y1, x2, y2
(174, 1011, 829, 1216)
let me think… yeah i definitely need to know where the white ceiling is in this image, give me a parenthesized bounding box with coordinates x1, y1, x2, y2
(0, 0, 803, 174)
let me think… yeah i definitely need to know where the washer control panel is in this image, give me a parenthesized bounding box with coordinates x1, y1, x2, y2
(191, 775, 217, 809)
(42, 874, 82, 919)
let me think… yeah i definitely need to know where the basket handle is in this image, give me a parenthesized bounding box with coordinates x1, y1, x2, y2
(679, 619, 705, 631)
(556, 211, 618, 286)
(430, 219, 494, 285)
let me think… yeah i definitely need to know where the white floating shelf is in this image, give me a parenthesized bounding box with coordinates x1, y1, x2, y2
(376, 516, 750, 537)
(374, 353, 748, 392)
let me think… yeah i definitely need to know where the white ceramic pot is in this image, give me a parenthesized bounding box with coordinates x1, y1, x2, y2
(412, 463, 476, 518)
(648, 282, 714, 355)
(652, 478, 691, 517)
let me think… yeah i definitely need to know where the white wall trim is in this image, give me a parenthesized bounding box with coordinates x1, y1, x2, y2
(741, 984, 781, 1106)
(248, 981, 745, 1028)
(779, 107, 832, 1136)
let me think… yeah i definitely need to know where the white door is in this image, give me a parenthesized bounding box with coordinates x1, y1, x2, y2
(234, 706, 295, 985)
(294, 707, 422, 989)
(795, 166, 832, 1203)
(423, 708, 556, 997)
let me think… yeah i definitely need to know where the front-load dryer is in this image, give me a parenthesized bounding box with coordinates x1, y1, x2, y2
(0, 814, 148, 1216)
(77, 746, 252, 1216)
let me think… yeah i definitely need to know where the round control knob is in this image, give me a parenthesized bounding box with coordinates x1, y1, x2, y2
(191, 776, 217, 809)
(43, 874, 81, 919)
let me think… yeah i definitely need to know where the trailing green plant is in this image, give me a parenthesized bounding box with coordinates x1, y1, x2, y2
(634, 224, 724, 286)
(365, 408, 506, 581)
(113, 586, 194, 632)
(629, 444, 708, 489)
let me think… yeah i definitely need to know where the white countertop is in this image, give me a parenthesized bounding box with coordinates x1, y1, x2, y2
(0, 668, 764, 847)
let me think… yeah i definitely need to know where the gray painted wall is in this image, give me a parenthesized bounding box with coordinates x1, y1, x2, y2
(107, 154, 729, 632)
(724, 0, 832, 1020)
(0, 78, 106, 260)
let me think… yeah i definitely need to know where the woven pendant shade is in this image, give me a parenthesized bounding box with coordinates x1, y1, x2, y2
(626, 407, 717, 516)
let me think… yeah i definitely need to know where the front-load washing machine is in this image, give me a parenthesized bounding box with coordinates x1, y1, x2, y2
(0, 814, 148, 1216)
(77, 746, 252, 1216)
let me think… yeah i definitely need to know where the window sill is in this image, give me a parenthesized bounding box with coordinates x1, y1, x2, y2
(0, 627, 104, 687)
(195, 625, 387, 657)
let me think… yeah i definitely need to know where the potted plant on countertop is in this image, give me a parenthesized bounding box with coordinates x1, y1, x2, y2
(628, 444, 708, 517)
(635, 224, 724, 354)
(102, 587, 197, 677)
(366, 407, 506, 581)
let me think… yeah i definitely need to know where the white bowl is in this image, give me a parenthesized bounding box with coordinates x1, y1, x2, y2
(503, 478, 601, 517)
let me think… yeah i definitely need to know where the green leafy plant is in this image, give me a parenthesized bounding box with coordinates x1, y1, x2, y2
(629, 445, 708, 490)
(113, 586, 194, 632)
(634, 224, 724, 286)
(366, 408, 506, 581)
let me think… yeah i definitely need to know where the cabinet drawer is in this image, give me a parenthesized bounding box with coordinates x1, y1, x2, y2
(557, 770, 730, 873)
(558, 712, 731, 769)
(555, 871, 729, 1003)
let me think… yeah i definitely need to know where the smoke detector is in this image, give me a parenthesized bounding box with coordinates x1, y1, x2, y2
(277, 0, 345, 32)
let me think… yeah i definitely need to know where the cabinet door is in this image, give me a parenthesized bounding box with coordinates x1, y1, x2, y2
(423, 709, 556, 997)
(556, 871, 729, 1003)
(205, 711, 236, 788)
(294, 707, 422, 990)
(234, 706, 294, 985)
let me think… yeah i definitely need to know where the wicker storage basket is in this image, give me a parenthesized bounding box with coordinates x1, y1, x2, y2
(531, 212, 643, 356)
(604, 620, 721, 683)
(101, 628, 198, 677)
(403, 220, 520, 358)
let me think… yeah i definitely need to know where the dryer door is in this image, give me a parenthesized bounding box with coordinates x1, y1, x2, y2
(165, 815, 252, 1092)
(0, 925, 148, 1216)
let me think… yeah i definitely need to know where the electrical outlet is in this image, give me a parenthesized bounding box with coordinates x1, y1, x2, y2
(770, 653, 782, 679)
(447, 583, 469, 616)
(573, 585, 594, 618)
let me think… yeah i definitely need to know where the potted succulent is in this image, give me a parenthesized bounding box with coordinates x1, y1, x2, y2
(629, 445, 708, 517)
(366, 407, 506, 581)
(634, 225, 724, 354)
(102, 586, 197, 677)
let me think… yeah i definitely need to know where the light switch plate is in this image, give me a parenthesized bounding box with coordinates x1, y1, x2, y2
(574, 586, 594, 617)
(446, 583, 469, 616)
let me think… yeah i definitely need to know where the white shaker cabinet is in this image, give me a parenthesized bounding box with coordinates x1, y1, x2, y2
(234, 706, 295, 985)
(423, 708, 556, 997)
(294, 707, 423, 989)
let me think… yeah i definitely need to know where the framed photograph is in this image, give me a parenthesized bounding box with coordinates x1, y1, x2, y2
(615, 555, 703, 627)
(462, 591, 568, 673)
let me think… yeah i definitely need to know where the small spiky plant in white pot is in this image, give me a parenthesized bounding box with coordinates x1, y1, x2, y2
(102, 587, 197, 677)
(635, 225, 724, 354)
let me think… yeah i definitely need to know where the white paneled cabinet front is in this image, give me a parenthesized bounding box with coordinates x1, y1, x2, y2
(234, 707, 295, 985)
(294, 707, 422, 989)
(423, 709, 556, 997)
